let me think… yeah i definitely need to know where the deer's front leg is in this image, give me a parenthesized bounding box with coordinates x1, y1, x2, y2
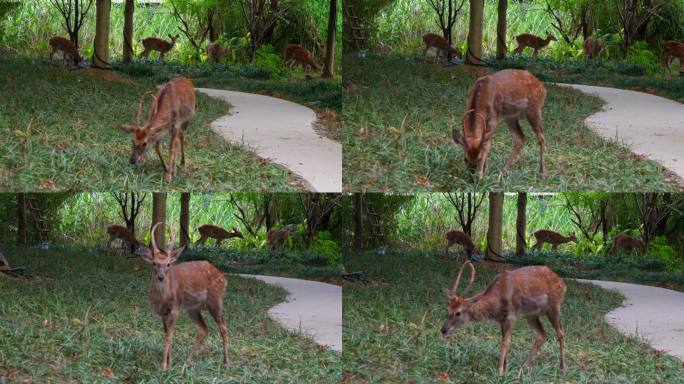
(161, 313, 178, 370)
(154, 143, 168, 173)
(498, 318, 515, 374)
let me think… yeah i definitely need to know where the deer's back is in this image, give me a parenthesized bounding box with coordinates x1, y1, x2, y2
(143, 37, 170, 49)
(665, 41, 684, 56)
(485, 70, 546, 116)
(534, 229, 560, 241)
(446, 231, 474, 248)
(423, 33, 448, 48)
(49, 37, 75, 51)
(168, 261, 227, 304)
(154, 77, 196, 123)
(488, 266, 565, 315)
(199, 224, 228, 238)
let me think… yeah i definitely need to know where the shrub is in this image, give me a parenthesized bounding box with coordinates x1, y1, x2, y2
(253, 44, 286, 79)
(311, 231, 341, 266)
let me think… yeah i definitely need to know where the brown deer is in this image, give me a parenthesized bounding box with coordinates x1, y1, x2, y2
(532, 230, 577, 251)
(267, 225, 294, 250)
(513, 33, 557, 56)
(609, 233, 645, 255)
(662, 40, 684, 75)
(138, 222, 229, 370)
(441, 261, 567, 374)
(422, 33, 462, 64)
(444, 230, 479, 261)
(106, 224, 143, 250)
(453, 69, 548, 179)
(119, 76, 196, 183)
(48, 36, 83, 67)
(0, 251, 9, 271)
(206, 43, 229, 64)
(140, 34, 180, 60)
(583, 37, 604, 59)
(283, 44, 322, 75)
(196, 224, 243, 246)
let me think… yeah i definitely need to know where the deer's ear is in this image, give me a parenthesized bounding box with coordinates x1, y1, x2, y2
(138, 246, 155, 263)
(442, 287, 454, 298)
(170, 246, 185, 263)
(452, 129, 464, 147)
(120, 124, 136, 134)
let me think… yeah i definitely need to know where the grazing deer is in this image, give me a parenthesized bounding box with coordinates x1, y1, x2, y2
(583, 37, 604, 59)
(48, 36, 83, 67)
(453, 69, 548, 179)
(206, 42, 229, 64)
(422, 33, 462, 64)
(140, 34, 179, 60)
(106, 224, 143, 250)
(283, 44, 322, 75)
(138, 222, 229, 370)
(513, 33, 557, 56)
(196, 224, 243, 246)
(267, 225, 293, 250)
(609, 233, 645, 255)
(119, 76, 196, 183)
(441, 261, 567, 374)
(662, 40, 684, 75)
(532, 230, 577, 251)
(444, 230, 479, 261)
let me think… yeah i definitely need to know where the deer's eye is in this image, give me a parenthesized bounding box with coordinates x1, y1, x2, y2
(455, 311, 461, 317)
(153, 262, 156, 266)
(142, 142, 148, 147)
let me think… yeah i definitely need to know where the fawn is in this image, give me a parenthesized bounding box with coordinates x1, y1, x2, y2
(196, 224, 243, 246)
(140, 34, 179, 60)
(453, 69, 548, 179)
(206, 42, 229, 64)
(444, 230, 479, 261)
(513, 33, 557, 56)
(120, 76, 196, 183)
(663, 40, 684, 75)
(441, 261, 567, 374)
(422, 33, 462, 64)
(267, 225, 294, 250)
(609, 233, 645, 255)
(283, 44, 322, 75)
(532, 230, 577, 251)
(583, 37, 604, 59)
(106, 224, 143, 250)
(49, 36, 83, 67)
(138, 222, 229, 369)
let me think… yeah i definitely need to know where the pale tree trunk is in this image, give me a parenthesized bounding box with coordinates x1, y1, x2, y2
(122, 0, 134, 64)
(92, 0, 111, 69)
(17, 193, 27, 246)
(152, 193, 167, 250)
(322, 0, 337, 78)
(496, 0, 507, 60)
(466, 0, 484, 65)
(516, 192, 527, 255)
(486, 192, 505, 261)
(180, 193, 190, 248)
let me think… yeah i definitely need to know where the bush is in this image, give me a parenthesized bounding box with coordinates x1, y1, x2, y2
(626, 41, 660, 76)
(648, 236, 683, 273)
(311, 231, 341, 266)
(253, 44, 286, 79)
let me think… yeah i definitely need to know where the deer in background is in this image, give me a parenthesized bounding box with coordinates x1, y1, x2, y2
(444, 230, 479, 261)
(140, 34, 180, 60)
(283, 44, 322, 75)
(583, 37, 604, 59)
(422, 33, 462, 64)
(453, 69, 548, 179)
(106, 224, 143, 251)
(532, 230, 577, 251)
(441, 261, 567, 374)
(206, 43, 229, 64)
(138, 222, 229, 370)
(49, 36, 83, 67)
(662, 40, 684, 75)
(609, 233, 645, 255)
(120, 76, 196, 183)
(267, 225, 294, 250)
(196, 224, 243, 246)
(513, 33, 557, 56)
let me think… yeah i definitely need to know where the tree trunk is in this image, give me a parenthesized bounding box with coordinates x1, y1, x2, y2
(180, 193, 190, 248)
(322, 0, 337, 78)
(486, 192, 505, 261)
(151, 193, 167, 250)
(466, 0, 484, 65)
(496, 0, 507, 60)
(516, 192, 527, 255)
(354, 193, 363, 251)
(122, 0, 134, 64)
(17, 193, 27, 246)
(92, 0, 111, 69)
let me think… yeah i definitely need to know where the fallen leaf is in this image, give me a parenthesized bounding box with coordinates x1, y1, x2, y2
(101, 368, 114, 377)
(42, 181, 56, 190)
(417, 177, 429, 186)
(437, 373, 450, 381)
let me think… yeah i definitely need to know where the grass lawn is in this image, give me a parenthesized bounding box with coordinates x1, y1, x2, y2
(0, 246, 340, 383)
(0, 57, 301, 191)
(343, 251, 684, 383)
(342, 55, 677, 192)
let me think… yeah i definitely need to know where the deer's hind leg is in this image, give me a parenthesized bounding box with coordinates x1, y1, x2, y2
(547, 306, 567, 373)
(498, 318, 515, 374)
(526, 109, 547, 179)
(523, 315, 547, 368)
(186, 309, 209, 364)
(208, 300, 230, 368)
(503, 118, 526, 176)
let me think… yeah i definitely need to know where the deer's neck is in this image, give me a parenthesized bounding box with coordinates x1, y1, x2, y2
(466, 293, 505, 322)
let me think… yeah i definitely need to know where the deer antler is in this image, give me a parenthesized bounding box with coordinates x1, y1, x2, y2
(452, 261, 476, 296)
(136, 91, 154, 127)
(150, 222, 164, 251)
(168, 225, 176, 252)
(462, 109, 487, 130)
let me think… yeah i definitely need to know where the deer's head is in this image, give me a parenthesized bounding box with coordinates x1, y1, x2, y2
(568, 232, 578, 242)
(547, 34, 558, 42)
(440, 261, 476, 335)
(139, 222, 185, 283)
(231, 228, 244, 239)
(169, 34, 180, 44)
(453, 110, 487, 175)
(120, 92, 164, 164)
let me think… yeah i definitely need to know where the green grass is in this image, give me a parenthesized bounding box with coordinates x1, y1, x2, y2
(0, 246, 340, 382)
(342, 55, 677, 192)
(343, 251, 684, 383)
(0, 57, 300, 191)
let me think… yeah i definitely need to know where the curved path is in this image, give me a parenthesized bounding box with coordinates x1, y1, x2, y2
(196, 88, 342, 192)
(554, 84, 684, 181)
(576, 279, 684, 360)
(238, 274, 342, 352)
